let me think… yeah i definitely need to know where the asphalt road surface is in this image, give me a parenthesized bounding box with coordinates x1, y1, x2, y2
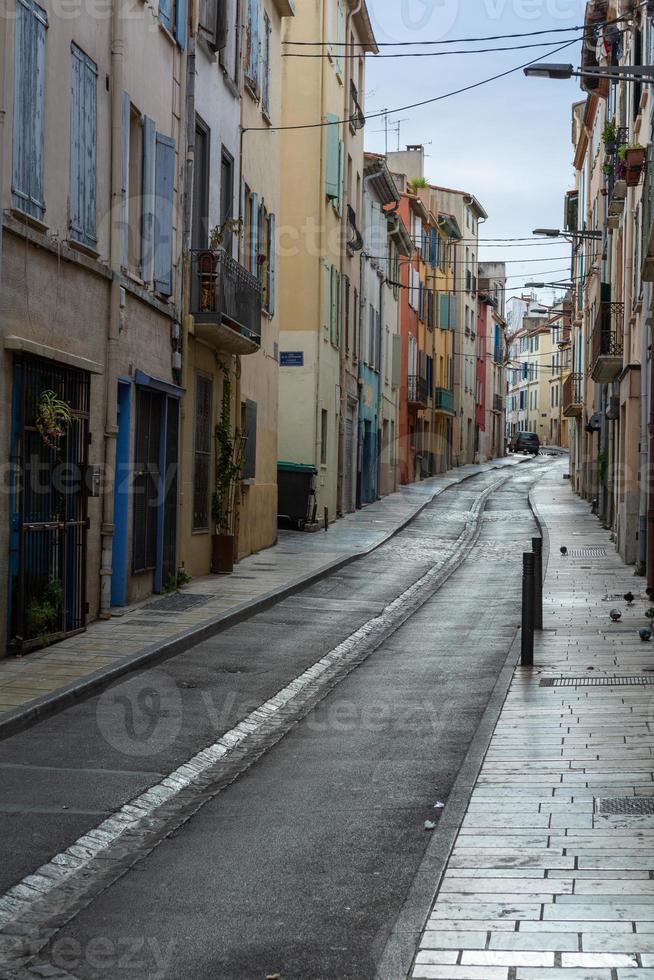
(0, 457, 552, 980)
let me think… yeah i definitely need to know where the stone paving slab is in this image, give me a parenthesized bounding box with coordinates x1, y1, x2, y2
(410, 460, 654, 978)
(0, 456, 528, 734)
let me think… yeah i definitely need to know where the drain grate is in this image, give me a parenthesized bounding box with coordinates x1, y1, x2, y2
(540, 675, 654, 687)
(140, 593, 216, 614)
(567, 548, 607, 558)
(596, 797, 654, 816)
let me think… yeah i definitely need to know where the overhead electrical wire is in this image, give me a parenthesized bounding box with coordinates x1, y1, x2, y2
(283, 18, 626, 47)
(244, 37, 582, 133)
(283, 37, 586, 59)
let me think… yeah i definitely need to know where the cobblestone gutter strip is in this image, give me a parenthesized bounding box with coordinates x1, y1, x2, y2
(0, 476, 510, 979)
(0, 458, 528, 744)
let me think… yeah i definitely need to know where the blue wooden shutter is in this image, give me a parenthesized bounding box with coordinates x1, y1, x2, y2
(267, 213, 276, 316)
(249, 192, 259, 272)
(247, 0, 260, 91)
(429, 228, 437, 266)
(141, 116, 156, 282)
(153, 132, 175, 295)
(175, 0, 187, 47)
(325, 114, 339, 199)
(159, 0, 172, 31)
(12, 0, 47, 219)
(121, 91, 130, 268)
(69, 45, 97, 248)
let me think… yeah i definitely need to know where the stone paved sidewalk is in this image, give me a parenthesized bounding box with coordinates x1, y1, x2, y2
(410, 459, 654, 980)
(0, 455, 527, 729)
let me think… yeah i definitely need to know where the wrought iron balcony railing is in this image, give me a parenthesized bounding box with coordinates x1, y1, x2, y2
(493, 393, 504, 413)
(190, 248, 262, 353)
(434, 387, 455, 414)
(589, 301, 624, 383)
(563, 372, 584, 417)
(408, 375, 429, 407)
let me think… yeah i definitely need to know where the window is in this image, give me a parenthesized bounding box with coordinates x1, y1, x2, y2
(343, 276, 351, 353)
(218, 0, 240, 81)
(244, 0, 260, 93)
(220, 147, 234, 254)
(199, 0, 228, 51)
(159, 0, 187, 47)
(262, 11, 271, 117)
(69, 44, 97, 248)
(242, 399, 257, 479)
(12, 0, 47, 219)
(193, 374, 213, 531)
(321, 409, 328, 465)
(122, 96, 176, 294)
(192, 117, 210, 249)
(353, 287, 359, 361)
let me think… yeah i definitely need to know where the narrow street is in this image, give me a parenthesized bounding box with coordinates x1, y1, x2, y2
(0, 457, 552, 980)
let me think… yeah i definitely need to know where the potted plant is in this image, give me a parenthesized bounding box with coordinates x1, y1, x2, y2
(619, 143, 646, 186)
(197, 218, 243, 312)
(602, 120, 617, 153)
(211, 366, 246, 575)
(35, 390, 72, 451)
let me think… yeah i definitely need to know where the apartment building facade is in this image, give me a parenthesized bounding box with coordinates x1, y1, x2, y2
(0, 0, 186, 654)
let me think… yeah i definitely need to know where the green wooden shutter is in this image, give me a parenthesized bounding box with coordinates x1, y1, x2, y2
(337, 139, 344, 215)
(323, 259, 330, 339)
(325, 114, 339, 199)
(267, 213, 276, 316)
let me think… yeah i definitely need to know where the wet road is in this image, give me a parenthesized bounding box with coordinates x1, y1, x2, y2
(0, 457, 552, 980)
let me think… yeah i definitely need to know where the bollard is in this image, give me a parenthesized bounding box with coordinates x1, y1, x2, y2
(532, 537, 543, 631)
(521, 552, 535, 667)
(324, 506, 329, 532)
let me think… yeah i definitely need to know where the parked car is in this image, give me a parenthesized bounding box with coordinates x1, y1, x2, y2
(510, 431, 540, 455)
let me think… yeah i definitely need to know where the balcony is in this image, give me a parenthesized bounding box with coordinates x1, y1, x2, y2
(434, 387, 455, 415)
(589, 302, 624, 383)
(408, 375, 429, 408)
(190, 248, 262, 355)
(563, 372, 583, 418)
(643, 145, 654, 281)
(493, 393, 504, 413)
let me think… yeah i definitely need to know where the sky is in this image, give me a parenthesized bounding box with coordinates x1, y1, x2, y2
(363, 0, 588, 306)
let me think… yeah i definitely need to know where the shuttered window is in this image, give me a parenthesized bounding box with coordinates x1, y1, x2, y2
(154, 133, 175, 295)
(193, 374, 213, 531)
(12, 0, 47, 219)
(160, 0, 186, 46)
(242, 399, 257, 480)
(69, 45, 97, 248)
(262, 11, 271, 117)
(245, 0, 260, 92)
(133, 389, 163, 573)
(325, 115, 340, 199)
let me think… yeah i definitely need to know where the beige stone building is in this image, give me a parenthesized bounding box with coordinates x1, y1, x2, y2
(277, 0, 377, 521)
(179, 0, 293, 578)
(0, 0, 187, 654)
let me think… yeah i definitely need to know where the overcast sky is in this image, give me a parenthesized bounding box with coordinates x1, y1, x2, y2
(364, 0, 587, 304)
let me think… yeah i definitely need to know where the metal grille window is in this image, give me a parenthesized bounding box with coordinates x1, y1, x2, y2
(193, 373, 213, 531)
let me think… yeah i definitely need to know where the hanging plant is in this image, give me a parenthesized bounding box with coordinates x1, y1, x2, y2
(35, 390, 73, 450)
(601, 120, 616, 146)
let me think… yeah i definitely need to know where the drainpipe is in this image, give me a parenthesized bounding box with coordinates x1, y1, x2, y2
(647, 283, 654, 589)
(99, 0, 126, 618)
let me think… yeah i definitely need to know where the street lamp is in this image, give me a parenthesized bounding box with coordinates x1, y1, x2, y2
(525, 281, 574, 289)
(533, 228, 602, 241)
(524, 64, 654, 84)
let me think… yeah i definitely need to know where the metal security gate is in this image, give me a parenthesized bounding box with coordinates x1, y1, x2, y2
(344, 417, 354, 513)
(9, 355, 90, 655)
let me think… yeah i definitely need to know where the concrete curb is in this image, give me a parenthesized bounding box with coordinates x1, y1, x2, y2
(374, 465, 549, 980)
(0, 457, 528, 742)
(374, 631, 521, 980)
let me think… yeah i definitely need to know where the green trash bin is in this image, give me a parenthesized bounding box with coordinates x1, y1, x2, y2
(277, 461, 317, 530)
